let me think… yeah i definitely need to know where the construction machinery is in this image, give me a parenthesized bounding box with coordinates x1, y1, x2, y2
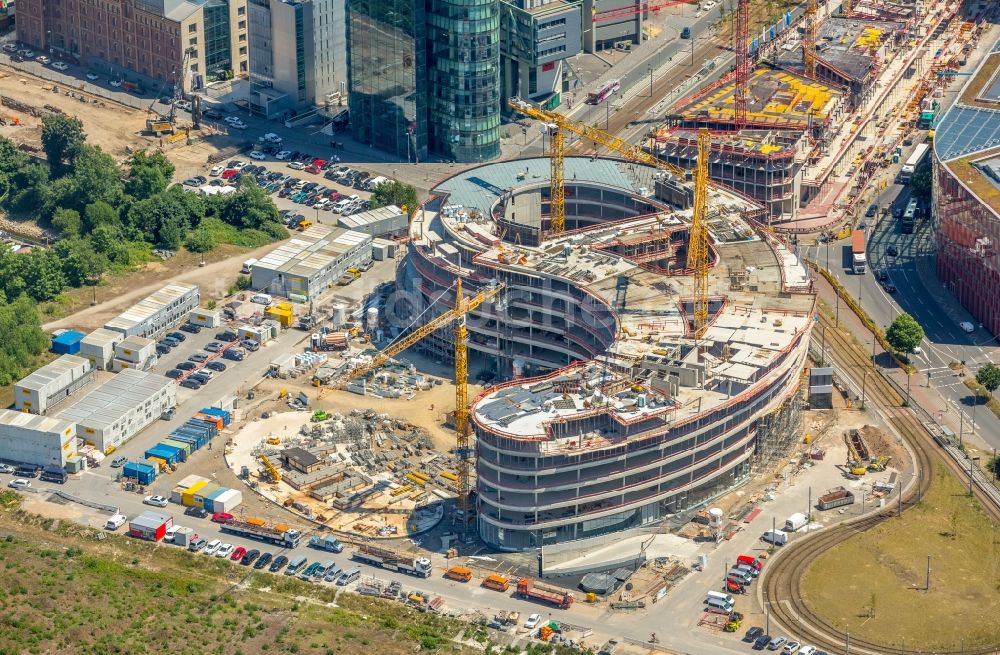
(734, 0, 749, 129)
(507, 97, 713, 336)
(803, 0, 818, 80)
(516, 577, 574, 608)
(259, 453, 282, 482)
(321, 278, 504, 535)
(845, 429, 870, 476)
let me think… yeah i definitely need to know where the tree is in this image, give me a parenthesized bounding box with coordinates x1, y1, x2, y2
(83, 200, 120, 233)
(9, 163, 50, 214)
(126, 152, 175, 200)
(885, 313, 925, 354)
(975, 362, 1000, 398)
(185, 226, 218, 253)
(910, 158, 932, 205)
(0, 295, 50, 386)
(158, 219, 184, 249)
(215, 177, 281, 229)
(55, 238, 108, 286)
(51, 207, 82, 238)
(370, 180, 419, 216)
(41, 113, 86, 176)
(20, 250, 66, 301)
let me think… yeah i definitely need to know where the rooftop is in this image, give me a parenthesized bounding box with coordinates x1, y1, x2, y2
(16, 355, 91, 392)
(104, 284, 198, 333)
(0, 408, 76, 435)
(55, 369, 174, 430)
(650, 128, 800, 160)
(336, 205, 404, 230)
(675, 68, 843, 129)
(773, 16, 905, 83)
(255, 224, 372, 278)
(81, 328, 124, 348)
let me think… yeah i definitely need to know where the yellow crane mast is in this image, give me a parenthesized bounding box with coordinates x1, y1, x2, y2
(324, 279, 503, 534)
(804, 0, 818, 80)
(549, 127, 566, 234)
(688, 128, 711, 337)
(507, 97, 713, 336)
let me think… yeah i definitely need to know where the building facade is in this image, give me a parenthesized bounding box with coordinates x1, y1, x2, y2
(15, 355, 95, 415)
(16, 0, 249, 92)
(499, 0, 581, 110)
(581, 0, 642, 53)
(248, 0, 345, 118)
(104, 283, 201, 339)
(0, 410, 77, 469)
(346, 0, 502, 163)
(251, 224, 373, 299)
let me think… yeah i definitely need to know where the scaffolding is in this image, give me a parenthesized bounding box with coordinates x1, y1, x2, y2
(753, 377, 806, 474)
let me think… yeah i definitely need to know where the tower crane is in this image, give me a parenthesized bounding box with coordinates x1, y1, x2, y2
(734, 0, 749, 129)
(508, 97, 713, 336)
(322, 279, 504, 535)
(803, 0, 818, 80)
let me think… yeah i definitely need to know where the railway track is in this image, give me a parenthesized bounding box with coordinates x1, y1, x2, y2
(761, 311, 1000, 655)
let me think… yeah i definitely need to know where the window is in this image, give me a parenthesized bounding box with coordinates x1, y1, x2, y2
(189, 37, 197, 46)
(238, 20, 246, 29)
(237, 5, 245, 14)
(188, 23, 196, 32)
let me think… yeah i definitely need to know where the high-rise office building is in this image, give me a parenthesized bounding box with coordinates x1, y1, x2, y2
(248, 0, 346, 118)
(16, 0, 249, 92)
(499, 0, 581, 110)
(346, 0, 503, 163)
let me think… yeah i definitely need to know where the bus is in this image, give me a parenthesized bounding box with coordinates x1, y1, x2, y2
(901, 198, 918, 234)
(899, 143, 929, 184)
(587, 79, 621, 105)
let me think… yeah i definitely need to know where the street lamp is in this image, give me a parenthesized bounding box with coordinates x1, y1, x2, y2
(648, 64, 654, 97)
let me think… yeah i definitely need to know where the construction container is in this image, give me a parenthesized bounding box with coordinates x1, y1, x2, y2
(79, 328, 125, 370)
(182, 480, 210, 506)
(818, 487, 855, 510)
(128, 511, 172, 541)
(51, 330, 85, 355)
(144, 444, 181, 466)
(169, 433, 201, 453)
(199, 407, 231, 427)
(202, 486, 228, 511)
(172, 526, 195, 547)
(188, 309, 221, 328)
(114, 336, 156, 364)
(161, 438, 192, 459)
(65, 455, 85, 474)
(145, 456, 168, 472)
(175, 473, 208, 490)
(265, 303, 294, 328)
(208, 488, 243, 513)
(192, 412, 223, 431)
(193, 484, 221, 507)
(371, 238, 397, 261)
(123, 462, 156, 485)
(14, 354, 94, 413)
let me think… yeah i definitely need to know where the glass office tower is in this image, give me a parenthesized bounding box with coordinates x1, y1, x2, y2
(427, 0, 501, 162)
(347, 0, 429, 162)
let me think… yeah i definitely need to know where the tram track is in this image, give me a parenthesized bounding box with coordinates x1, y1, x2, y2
(761, 311, 1000, 655)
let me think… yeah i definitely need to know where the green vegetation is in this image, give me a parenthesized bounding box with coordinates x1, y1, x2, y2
(975, 362, 1000, 398)
(802, 463, 1000, 649)
(885, 312, 925, 355)
(910, 157, 932, 205)
(962, 377, 1000, 421)
(0, 116, 289, 373)
(0, 498, 486, 655)
(370, 180, 419, 217)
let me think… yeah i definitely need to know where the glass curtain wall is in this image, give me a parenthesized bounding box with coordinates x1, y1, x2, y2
(204, 0, 233, 79)
(347, 0, 428, 162)
(427, 0, 501, 162)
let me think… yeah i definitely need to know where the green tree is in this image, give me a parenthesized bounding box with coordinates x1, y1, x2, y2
(369, 179, 419, 216)
(89, 223, 123, 256)
(51, 207, 82, 238)
(125, 152, 175, 200)
(20, 250, 66, 301)
(83, 200, 120, 233)
(215, 177, 281, 229)
(910, 158, 932, 205)
(158, 219, 183, 249)
(0, 295, 50, 386)
(41, 113, 86, 176)
(9, 162, 50, 214)
(185, 227, 218, 253)
(55, 238, 108, 286)
(975, 362, 1000, 398)
(885, 313, 925, 354)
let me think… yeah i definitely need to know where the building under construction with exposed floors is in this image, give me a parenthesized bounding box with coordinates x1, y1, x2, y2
(397, 156, 815, 550)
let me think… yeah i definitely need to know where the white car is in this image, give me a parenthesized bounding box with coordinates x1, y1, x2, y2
(798, 646, 817, 655)
(216, 543, 235, 558)
(249, 150, 266, 160)
(7, 479, 31, 490)
(230, 122, 248, 130)
(288, 161, 306, 170)
(204, 539, 222, 555)
(275, 150, 292, 160)
(524, 613, 541, 630)
(86, 72, 100, 81)
(224, 115, 242, 124)
(230, 160, 247, 170)
(960, 321, 975, 333)
(313, 199, 329, 210)
(143, 495, 168, 507)
(35, 55, 51, 64)
(104, 514, 127, 530)
(51, 61, 69, 71)
(109, 79, 122, 88)
(210, 165, 224, 176)
(782, 642, 800, 655)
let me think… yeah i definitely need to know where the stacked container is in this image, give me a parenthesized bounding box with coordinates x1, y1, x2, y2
(206, 488, 243, 513)
(182, 480, 210, 506)
(171, 474, 210, 504)
(123, 461, 156, 485)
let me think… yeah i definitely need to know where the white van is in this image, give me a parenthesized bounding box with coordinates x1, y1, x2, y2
(784, 512, 808, 532)
(332, 198, 353, 214)
(336, 568, 361, 586)
(728, 568, 752, 585)
(705, 597, 734, 614)
(960, 321, 975, 333)
(365, 176, 388, 191)
(762, 528, 788, 545)
(105, 514, 127, 530)
(705, 591, 734, 605)
(164, 525, 182, 543)
(251, 293, 272, 305)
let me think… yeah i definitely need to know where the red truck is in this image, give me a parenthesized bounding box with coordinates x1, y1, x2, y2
(516, 577, 574, 609)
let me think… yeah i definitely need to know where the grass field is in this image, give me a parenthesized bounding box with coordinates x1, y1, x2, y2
(802, 463, 1000, 650)
(0, 492, 540, 655)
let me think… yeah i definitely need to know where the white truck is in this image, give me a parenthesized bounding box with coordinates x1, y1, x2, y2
(784, 512, 808, 532)
(241, 258, 258, 274)
(353, 544, 432, 578)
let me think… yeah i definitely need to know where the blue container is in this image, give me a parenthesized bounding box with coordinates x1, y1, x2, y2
(175, 427, 209, 447)
(143, 445, 180, 466)
(170, 433, 200, 451)
(203, 486, 228, 510)
(123, 462, 156, 485)
(200, 407, 232, 427)
(187, 419, 218, 436)
(156, 442, 185, 463)
(52, 330, 85, 355)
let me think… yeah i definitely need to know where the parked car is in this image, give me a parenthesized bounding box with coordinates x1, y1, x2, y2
(111, 456, 128, 468)
(782, 642, 801, 654)
(143, 495, 168, 507)
(189, 373, 212, 386)
(269, 554, 289, 572)
(524, 614, 541, 630)
(206, 361, 228, 372)
(204, 539, 222, 555)
(230, 546, 247, 561)
(210, 165, 224, 176)
(86, 72, 100, 81)
(216, 543, 235, 558)
(167, 331, 187, 342)
(175, 361, 197, 371)
(0, 463, 15, 474)
(216, 330, 239, 342)
(250, 151, 266, 160)
(105, 514, 127, 530)
(241, 549, 261, 565)
(165, 369, 184, 379)
(185, 506, 209, 518)
(7, 479, 31, 489)
(212, 512, 234, 523)
(35, 55, 51, 64)
(254, 552, 273, 569)
(204, 341, 224, 353)
(767, 637, 787, 651)
(52, 61, 69, 71)
(189, 353, 209, 363)
(180, 323, 202, 333)
(744, 627, 764, 643)
(179, 379, 202, 390)
(865, 203, 878, 217)
(753, 635, 772, 651)
(156, 344, 172, 356)
(240, 339, 260, 352)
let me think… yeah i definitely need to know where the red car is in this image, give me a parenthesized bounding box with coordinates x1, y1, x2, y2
(328, 191, 341, 201)
(230, 546, 247, 561)
(221, 169, 237, 179)
(211, 512, 234, 523)
(312, 159, 327, 169)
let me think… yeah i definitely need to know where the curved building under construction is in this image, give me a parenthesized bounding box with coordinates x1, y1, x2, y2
(399, 156, 815, 551)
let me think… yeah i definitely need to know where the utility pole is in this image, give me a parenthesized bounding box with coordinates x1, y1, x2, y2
(926, 555, 931, 590)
